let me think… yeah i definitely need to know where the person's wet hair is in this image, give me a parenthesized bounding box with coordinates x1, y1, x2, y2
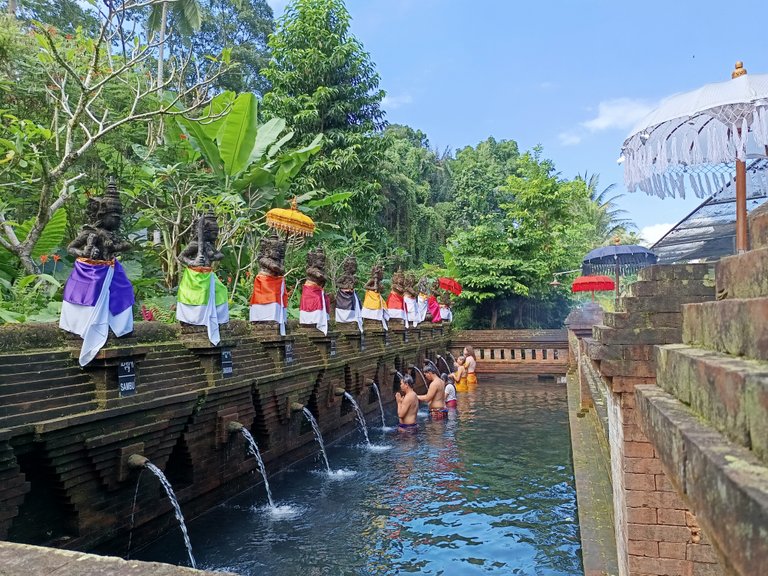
(440, 372, 448, 382)
(400, 374, 414, 388)
(457, 355, 465, 364)
(423, 364, 437, 375)
(463, 346, 476, 359)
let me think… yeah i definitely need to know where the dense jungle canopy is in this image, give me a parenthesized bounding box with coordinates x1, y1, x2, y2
(0, 0, 640, 328)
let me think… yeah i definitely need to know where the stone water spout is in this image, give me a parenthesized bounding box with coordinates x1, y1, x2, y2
(291, 402, 305, 412)
(227, 421, 244, 433)
(127, 454, 149, 469)
(334, 387, 347, 396)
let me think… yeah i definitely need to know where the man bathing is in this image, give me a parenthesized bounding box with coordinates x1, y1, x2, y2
(417, 364, 447, 419)
(395, 374, 418, 430)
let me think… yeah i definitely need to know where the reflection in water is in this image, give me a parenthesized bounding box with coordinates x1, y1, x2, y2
(136, 380, 582, 575)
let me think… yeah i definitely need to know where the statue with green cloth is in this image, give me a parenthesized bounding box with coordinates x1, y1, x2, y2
(176, 212, 229, 345)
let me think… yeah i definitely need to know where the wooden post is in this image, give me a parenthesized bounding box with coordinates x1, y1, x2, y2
(736, 159, 748, 253)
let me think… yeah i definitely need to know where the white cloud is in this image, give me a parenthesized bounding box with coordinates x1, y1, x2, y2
(581, 98, 655, 132)
(558, 131, 582, 146)
(640, 223, 674, 246)
(382, 93, 413, 110)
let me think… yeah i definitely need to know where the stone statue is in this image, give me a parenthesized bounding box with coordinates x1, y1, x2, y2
(334, 255, 362, 331)
(60, 177, 135, 366)
(305, 246, 327, 288)
(404, 272, 418, 299)
(364, 263, 384, 292)
(67, 177, 131, 261)
(440, 290, 452, 307)
(176, 212, 229, 345)
(337, 256, 358, 292)
(178, 212, 224, 268)
(391, 268, 405, 296)
(417, 276, 429, 295)
(257, 232, 286, 277)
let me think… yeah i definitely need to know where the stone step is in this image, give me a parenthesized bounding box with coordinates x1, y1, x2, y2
(626, 278, 714, 299)
(715, 246, 768, 299)
(0, 352, 74, 369)
(0, 374, 92, 399)
(602, 310, 682, 330)
(683, 298, 768, 360)
(656, 344, 768, 462)
(592, 324, 682, 346)
(635, 385, 768, 576)
(637, 263, 712, 282)
(617, 293, 714, 314)
(0, 399, 99, 429)
(0, 389, 97, 420)
(748, 200, 768, 249)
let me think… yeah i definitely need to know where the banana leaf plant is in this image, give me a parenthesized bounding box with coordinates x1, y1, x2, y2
(174, 91, 323, 211)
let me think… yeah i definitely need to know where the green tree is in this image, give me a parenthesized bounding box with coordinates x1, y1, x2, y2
(449, 136, 520, 224)
(446, 150, 594, 328)
(377, 124, 451, 267)
(189, 0, 274, 95)
(262, 0, 386, 226)
(0, 1, 228, 273)
(2, 0, 99, 33)
(575, 172, 636, 245)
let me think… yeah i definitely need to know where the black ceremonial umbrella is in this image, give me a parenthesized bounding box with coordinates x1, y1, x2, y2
(581, 244, 657, 302)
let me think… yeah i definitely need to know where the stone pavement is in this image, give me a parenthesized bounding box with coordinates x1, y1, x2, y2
(567, 372, 619, 576)
(0, 542, 237, 576)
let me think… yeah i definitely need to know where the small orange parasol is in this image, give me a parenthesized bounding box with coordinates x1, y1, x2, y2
(571, 275, 616, 301)
(265, 197, 315, 237)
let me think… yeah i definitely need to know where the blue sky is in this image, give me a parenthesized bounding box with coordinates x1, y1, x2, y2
(268, 0, 768, 243)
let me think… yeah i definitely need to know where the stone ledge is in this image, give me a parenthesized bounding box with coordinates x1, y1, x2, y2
(716, 247, 768, 300)
(627, 279, 714, 299)
(635, 385, 768, 576)
(682, 298, 768, 360)
(638, 263, 712, 282)
(0, 541, 236, 575)
(656, 344, 768, 462)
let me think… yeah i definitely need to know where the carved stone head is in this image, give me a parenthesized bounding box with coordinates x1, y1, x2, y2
(306, 245, 327, 287)
(417, 276, 429, 294)
(364, 263, 384, 292)
(440, 290, 452, 307)
(337, 255, 357, 291)
(257, 232, 286, 276)
(92, 176, 123, 232)
(199, 212, 219, 243)
(431, 279, 441, 297)
(404, 272, 417, 298)
(391, 268, 405, 295)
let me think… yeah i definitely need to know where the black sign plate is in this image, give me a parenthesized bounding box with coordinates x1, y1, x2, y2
(360, 334, 366, 351)
(403, 331, 409, 343)
(221, 348, 233, 378)
(384, 331, 390, 345)
(284, 341, 294, 364)
(118, 360, 136, 397)
(329, 338, 337, 357)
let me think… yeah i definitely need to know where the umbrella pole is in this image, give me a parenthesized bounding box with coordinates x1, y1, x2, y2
(736, 159, 748, 253)
(615, 261, 620, 306)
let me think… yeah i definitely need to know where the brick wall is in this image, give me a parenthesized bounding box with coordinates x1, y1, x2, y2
(585, 264, 722, 576)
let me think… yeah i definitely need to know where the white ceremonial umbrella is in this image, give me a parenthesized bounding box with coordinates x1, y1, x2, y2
(621, 62, 768, 252)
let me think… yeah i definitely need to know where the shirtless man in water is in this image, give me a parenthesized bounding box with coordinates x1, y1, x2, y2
(418, 364, 447, 420)
(395, 374, 418, 430)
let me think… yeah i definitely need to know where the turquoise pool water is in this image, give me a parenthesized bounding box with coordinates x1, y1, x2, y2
(137, 378, 582, 575)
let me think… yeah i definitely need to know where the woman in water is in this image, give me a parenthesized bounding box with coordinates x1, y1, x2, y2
(452, 356, 468, 393)
(444, 374, 457, 408)
(463, 346, 478, 390)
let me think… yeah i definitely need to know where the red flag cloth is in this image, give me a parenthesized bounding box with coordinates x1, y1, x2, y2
(571, 275, 615, 293)
(427, 295, 442, 322)
(300, 282, 330, 312)
(387, 291, 405, 311)
(438, 277, 462, 296)
(250, 274, 288, 306)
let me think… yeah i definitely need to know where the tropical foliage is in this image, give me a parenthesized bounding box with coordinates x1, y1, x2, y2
(0, 0, 638, 329)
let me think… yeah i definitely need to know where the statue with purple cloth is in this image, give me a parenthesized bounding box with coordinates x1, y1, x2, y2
(59, 178, 135, 366)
